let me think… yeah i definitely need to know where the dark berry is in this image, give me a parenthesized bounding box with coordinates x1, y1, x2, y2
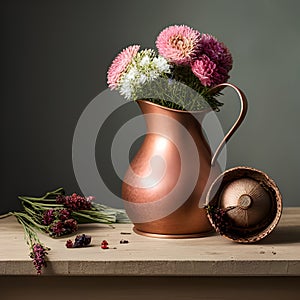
(66, 240, 73, 248)
(101, 240, 109, 249)
(73, 234, 92, 248)
(120, 239, 129, 244)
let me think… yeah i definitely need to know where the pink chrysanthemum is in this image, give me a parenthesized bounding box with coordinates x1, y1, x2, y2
(191, 55, 229, 87)
(156, 25, 201, 65)
(107, 45, 140, 89)
(199, 34, 233, 71)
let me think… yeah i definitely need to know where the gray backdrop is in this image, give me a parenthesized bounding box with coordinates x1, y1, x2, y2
(2, 0, 299, 213)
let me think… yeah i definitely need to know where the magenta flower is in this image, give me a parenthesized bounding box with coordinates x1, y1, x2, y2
(49, 219, 78, 237)
(199, 34, 233, 71)
(30, 243, 49, 275)
(156, 25, 201, 65)
(56, 193, 92, 211)
(49, 220, 64, 237)
(64, 219, 78, 234)
(191, 55, 229, 87)
(58, 209, 71, 221)
(107, 45, 140, 89)
(42, 209, 55, 225)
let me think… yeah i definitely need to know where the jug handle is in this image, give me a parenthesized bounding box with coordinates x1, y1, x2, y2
(208, 82, 248, 166)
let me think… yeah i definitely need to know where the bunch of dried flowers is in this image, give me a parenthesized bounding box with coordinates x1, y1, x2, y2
(3, 187, 129, 274)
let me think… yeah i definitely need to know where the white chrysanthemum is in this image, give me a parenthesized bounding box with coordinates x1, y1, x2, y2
(134, 50, 171, 83)
(126, 66, 139, 80)
(153, 56, 171, 73)
(119, 73, 133, 100)
(139, 74, 147, 84)
(139, 55, 151, 67)
(117, 49, 172, 100)
(149, 70, 159, 81)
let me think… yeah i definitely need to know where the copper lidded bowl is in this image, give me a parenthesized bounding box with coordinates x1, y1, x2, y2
(206, 166, 282, 243)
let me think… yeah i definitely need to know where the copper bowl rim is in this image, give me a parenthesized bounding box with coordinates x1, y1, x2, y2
(206, 166, 283, 243)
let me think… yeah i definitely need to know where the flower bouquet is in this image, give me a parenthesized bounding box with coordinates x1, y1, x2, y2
(107, 24, 233, 110)
(107, 24, 248, 237)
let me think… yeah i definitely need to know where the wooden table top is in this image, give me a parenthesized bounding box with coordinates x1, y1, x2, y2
(0, 207, 299, 276)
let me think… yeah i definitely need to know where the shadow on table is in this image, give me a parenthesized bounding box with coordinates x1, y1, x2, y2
(75, 224, 133, 235)
(259, 225, 300, 244)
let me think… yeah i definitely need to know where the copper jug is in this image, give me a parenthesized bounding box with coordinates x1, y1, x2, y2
(122, 83, 247, 238)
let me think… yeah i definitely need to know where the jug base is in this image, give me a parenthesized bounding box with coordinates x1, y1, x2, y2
(133, 226, 215, 239)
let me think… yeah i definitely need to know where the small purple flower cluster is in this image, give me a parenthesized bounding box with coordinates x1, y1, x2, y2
(43, 209, 71, 226)
(42, 193, 95, 238)
(30, 243, 49, 275)
(43, 208, 77, 237)
(49, 218, 78, 237)
(42, 209, 55, 225)
(59, 208, 71, 221)
(56, 193, 92, 211)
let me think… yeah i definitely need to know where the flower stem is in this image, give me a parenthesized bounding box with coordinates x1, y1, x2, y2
(18, 187, 64, 202)
(13, 212, 47, 232)
(0, 212, 13, 219)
